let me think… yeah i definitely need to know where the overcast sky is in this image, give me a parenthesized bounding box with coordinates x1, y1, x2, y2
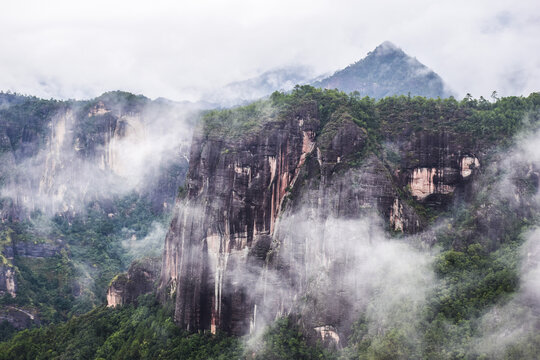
(1, 0, 539, 101)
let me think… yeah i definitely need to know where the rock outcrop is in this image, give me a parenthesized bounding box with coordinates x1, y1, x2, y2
(0, 306, 38, 329)
(159, 99, 481, 338)
(107, 257, 161, 307)
(0, 226, 64, 301)
(159, 102, 320, 334)
(2, 241, 62, 259)
(399, 132, 479, 204)
(0, 91, 192, 330)
(0, 92, 192, 219)
(0, 265, 16, 298)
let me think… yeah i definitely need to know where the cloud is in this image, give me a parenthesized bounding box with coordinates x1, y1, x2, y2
(237, 208, 436, 351)
(0, 101, 193, 215)
(0, 1, 538, 101)
(467, 128, 540, 357)
(121, 221, 168, 260)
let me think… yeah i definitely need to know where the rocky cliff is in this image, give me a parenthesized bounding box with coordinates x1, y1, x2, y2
(0, 94, 191, 219)
(159, 101, 319, 334)
(107, 257, 161, 307)
(159, 88, 485, 337)
(0, 91, 193, 329)
(0, 230, 62, 329)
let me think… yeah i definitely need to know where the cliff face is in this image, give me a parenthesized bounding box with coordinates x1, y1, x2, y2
(159, 98, 481, 336)
(400, 132, 479, 203)
(0, 92, 193, 329)
(159, 103, 320, 334)
(0, 94, 191, 220)
(0, 265, 16, 298)
(107, 257, 161, 307)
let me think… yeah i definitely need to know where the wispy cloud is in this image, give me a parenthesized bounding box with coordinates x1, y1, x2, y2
(0, 1, 538, 101)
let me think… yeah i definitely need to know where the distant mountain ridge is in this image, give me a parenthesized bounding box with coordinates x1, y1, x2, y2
(313, 41, 453, 98)
(203, 65, 315, 107)
(204, 42, 452, 107)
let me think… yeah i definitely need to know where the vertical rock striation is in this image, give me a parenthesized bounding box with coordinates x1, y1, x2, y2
(107, 257, 162, 307)
(160, 101, 482, 337)
(160, 103, 320, 334)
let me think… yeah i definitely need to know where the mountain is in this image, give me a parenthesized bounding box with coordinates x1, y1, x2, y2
(204, 42, 452, 109)
(203, 65, 314, 107)
(313, 41, 453, 98)
(154, 87, 540, 354)
(1, 80, 540, 358)
(0, 91, 195, 332)
(1, 88, 540, 358)
(158, 88, 476, 336)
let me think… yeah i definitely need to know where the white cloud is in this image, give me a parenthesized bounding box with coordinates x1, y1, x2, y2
(0, 0, 539, 100)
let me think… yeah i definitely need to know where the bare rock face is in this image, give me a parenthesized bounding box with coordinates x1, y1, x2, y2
(107, 257, 161, 307)
(159, 104, 481, 337)
(314, 325, 341, 349)
(159, 103, 320, 334)
(0, 92, 192, 332)
(0, 237, 64, 301)
(400, 132, 479, 204)
(2, 241, 62, 259)
(0, 265, 16, 298)
(107, 273, 128, 307)
(0, 306, 38, 329)
(0, 95, 191, 220)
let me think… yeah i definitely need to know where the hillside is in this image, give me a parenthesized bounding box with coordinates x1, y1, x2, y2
(313, 41, 453, 98)
(0, 91, 194, 335)
(0, 85, 539, 358)
(2, 88, 539, 359)
(203, 42, 452, 107)
(204, 65, 314, 107)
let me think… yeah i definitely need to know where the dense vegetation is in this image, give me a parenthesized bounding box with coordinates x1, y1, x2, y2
(0, 193, 169, 339)
(268, 85, 540, 145)
(0, 295, 245, 360)
(0, 90, 175, 339)
(201, 100, 279, 139)
(0, 293, 342, 360)
(312, 42, 451, 99)
(1, 88, 540, 358)
(0, 93, 66, 155)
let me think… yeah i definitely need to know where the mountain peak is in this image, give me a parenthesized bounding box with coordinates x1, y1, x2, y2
(313, 42, 453, 98)
(372, 41, 403, 56)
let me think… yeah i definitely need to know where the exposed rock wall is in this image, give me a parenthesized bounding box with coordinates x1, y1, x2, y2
(0, 306, 38, 329)
(0, 93, 192, 331)
(0, 265, 16, 298)
(107, 257, 161, 307)
(0, 233, 64, 301)
(400, 132, 480, 203)
(160, 107, 481, 337)
(3, 241, 62, 258)
(107, 273, 128, 307)
(159, 103, 320, 334)
(1, 97, 191, 219)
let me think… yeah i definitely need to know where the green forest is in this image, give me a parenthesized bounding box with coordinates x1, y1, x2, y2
(1, 88, 540, 359)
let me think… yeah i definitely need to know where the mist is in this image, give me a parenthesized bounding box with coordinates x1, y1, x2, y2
(222, 111, 540, 357)
(121, 221, 168, 260)
(1, 1, 539, 101)
(465, 127, 540, 357)
(221, 204, 438, 354)
(472, 228, 540, 356)
(0, 99, 194, 216)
